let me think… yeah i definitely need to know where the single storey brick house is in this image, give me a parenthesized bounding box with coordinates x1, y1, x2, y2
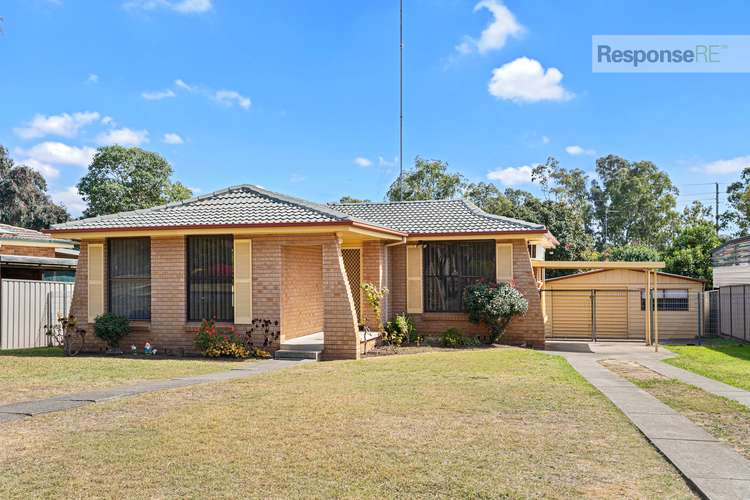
(49, 185, 556, 359)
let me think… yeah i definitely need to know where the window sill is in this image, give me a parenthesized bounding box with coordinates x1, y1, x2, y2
(184, 321, 236, 332)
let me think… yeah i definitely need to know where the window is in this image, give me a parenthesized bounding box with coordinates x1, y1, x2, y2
(108, 238, 151, 320)
(187, 235, 234, 321)
(641, 289, 689, 312)
(527, 244, 537, 259)
(423, 240, 495, 312)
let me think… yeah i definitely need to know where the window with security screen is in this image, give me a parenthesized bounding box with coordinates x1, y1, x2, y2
(423, 240, 495, 312)
(187, 235, 234, 321)
(641, 289, 689, 312)
(108, 237, 151, 320)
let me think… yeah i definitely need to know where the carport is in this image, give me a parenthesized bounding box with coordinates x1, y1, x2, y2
(533, 261, 666, 351)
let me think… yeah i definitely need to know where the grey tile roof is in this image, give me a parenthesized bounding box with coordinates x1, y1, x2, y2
(0, 223, 71, 244)
(329, 199, 545, 234)
(51, 185, 546, 236)
(51, 185, 393, 232)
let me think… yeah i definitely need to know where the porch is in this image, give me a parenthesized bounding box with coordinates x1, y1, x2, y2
(274, 330, 381, 361)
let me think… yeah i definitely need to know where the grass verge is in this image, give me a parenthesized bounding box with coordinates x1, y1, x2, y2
(0, 347, 242, 405)
(665, 338, 750, 391)
(0, 348, 694, 499)
(604, 359, 750, 461)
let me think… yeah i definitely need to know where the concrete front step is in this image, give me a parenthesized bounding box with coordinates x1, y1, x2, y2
(281, 343, 324, 352)
(274, 349, 322, 361)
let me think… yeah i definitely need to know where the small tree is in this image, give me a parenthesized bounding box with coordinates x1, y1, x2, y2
(94, 313, 130, 352)
(360, 282, 388, 332)
(464, 282, 528, 344)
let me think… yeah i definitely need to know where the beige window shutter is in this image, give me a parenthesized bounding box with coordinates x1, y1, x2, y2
(233, 239, 253, 324)
(496, 243, 513, 282)
(87, 243, 104, 322)
(406, 245, 423, 314)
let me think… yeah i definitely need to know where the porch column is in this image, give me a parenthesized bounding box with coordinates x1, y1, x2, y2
(362, 240, 386, 331)
(322, 236, 360, 360)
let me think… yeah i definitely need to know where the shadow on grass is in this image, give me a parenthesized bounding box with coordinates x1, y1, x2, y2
(0, 346, 64, 357)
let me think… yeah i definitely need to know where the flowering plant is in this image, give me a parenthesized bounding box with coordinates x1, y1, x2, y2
(194, 319, 249, 359)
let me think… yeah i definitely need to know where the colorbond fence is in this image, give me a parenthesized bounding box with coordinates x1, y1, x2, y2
(0, 279, 74, 350)
(715, 286, 750, 341)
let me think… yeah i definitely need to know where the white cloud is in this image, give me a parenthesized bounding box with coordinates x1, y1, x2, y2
(141, 88, 176, 100)
(162, 132, 184, 144)
(379, 156, 398, 168)
(487, 165, 534, 185)
(465, 0, 523, 55)
(565, 145, 596, 156)
(101, 116, 115, 126)
(354, 156, 372, 167)
(697, 155, 750, 175)
(175, 79, 193, 91)
(15, 142, 96, 167)
(86, 73, 99, 84)
(17, 158, 60, 179)
(51, 186, 87, 217)
(213, 90, 251, 109)
(97, 127, 149, 147)
(123, 0, 213, 14)
(14, 111, 101, 139)
(542, 135, 550, 144)
(488, 57, 573, 103)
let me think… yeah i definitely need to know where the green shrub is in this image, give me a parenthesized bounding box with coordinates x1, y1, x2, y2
(441, 328, 481, 348)
(194, 319, 249, 359)
(94, 313, 130, 350)
(441, 328, 463, 347)
(383, 313, 419, 346)
(464, 282, 528, 343)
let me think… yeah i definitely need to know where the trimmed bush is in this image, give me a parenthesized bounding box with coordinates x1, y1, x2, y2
(194, 319, 249, 359)
(464, 281, 528, 344)
(383, 313, 416, 346)
(94, 313, 130, 351)
(440, 328, 481, 348)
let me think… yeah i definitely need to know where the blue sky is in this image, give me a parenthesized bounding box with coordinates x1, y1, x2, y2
(2, 0, 749, 216)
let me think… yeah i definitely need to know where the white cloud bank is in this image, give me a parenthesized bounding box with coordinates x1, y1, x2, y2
(14, 111, 100, 139)
(213, 90, 251, 109)
(97, 127, 149, 147)
(162, 132, 184, 144)
(488, 57, 572, 103)
(52, 186, 87, 216)
(487, 165, 534, 185)
(123, 0, 213, 14)
(15, 142, 96, 168)
(354, 156, 372, 167)
(456, 0, 523, 56)
(697, 155, 750, 174)
(141, 89, 176, 100)
(565, 145, 596, 156)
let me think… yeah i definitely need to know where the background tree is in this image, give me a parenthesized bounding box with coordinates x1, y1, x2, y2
(0, 145, 69, 229)
(664, 202, 720, 287)
(601, 244, 661, 262)
(590, 155, 678, 250)
(724, 167, 750, 236)
(77, 145, 193, 217)
(338, 195, 371, 204)
(386, 157, 465, 201)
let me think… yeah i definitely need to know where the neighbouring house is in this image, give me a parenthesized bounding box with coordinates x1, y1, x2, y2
(712, 237, 750, 340)
(543, 269, 704, 341)
(48, 185, 557, 359)
(0, 224, 78, 350)
(0, 224, 77, 282)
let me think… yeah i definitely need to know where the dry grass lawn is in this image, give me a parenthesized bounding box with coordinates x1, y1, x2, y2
(0, 348, 694, 498)
(0, 347, 239, 405)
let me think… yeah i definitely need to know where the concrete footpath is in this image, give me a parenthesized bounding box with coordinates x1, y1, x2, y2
(0, 359, 305, 424)
(547, 342, 750, 500)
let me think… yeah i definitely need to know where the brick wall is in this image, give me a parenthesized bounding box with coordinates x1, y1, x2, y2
(281, 245, 323, 340)
(387, 239, 545, 348)
(0, 245, 56, 257)
(72, 234, 359, 358)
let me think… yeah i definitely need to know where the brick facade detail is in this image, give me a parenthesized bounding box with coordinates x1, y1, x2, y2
(387, 239, 545, 348)
(0, 245, 56, 258)
(281, 245, 323, 341)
